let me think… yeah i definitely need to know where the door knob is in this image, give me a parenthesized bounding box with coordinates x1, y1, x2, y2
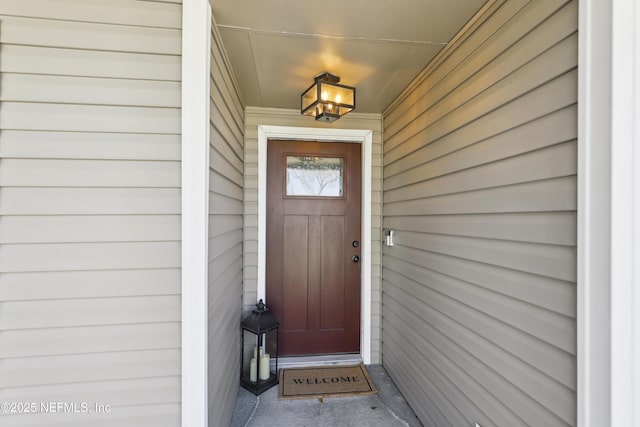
(352, 255, 360, 263)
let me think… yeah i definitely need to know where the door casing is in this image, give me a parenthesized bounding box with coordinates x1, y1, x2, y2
(257, 125, 373, 364)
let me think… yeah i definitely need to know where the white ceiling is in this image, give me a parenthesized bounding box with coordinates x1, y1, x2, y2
(211, 0, 487, 113)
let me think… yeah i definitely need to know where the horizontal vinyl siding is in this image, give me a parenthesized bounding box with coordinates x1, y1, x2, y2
(243, 107, 384, 363)
(381, 0, 577, 426)
(0, 1, 182, 426)
(208, 14, 245, 427)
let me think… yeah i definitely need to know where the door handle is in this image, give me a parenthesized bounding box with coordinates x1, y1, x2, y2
(352, 255, 360, 263)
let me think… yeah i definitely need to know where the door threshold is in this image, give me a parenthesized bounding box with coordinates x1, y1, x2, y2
(277, 353, 362, 369)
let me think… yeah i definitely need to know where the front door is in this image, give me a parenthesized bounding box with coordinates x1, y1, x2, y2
(266, 139, 361, 356)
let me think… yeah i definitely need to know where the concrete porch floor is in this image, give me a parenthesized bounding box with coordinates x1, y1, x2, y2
(230, 365, 423, 427)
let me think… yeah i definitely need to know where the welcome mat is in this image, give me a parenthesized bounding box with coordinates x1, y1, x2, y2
(278, 363, 377, 400)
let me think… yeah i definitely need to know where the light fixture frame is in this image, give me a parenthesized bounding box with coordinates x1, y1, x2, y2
(301, 72, 356, 123)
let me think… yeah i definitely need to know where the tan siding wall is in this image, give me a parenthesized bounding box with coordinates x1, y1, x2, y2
(243, 107, 383, 363)
(382, 0, 577, 426)
(0, 1, 182, 425)
(207, 14, 245, 427)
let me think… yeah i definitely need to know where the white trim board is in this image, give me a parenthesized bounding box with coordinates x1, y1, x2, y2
(610, 0, 640, 425)
(181, 0, 211, 426)
(578, 0, 640, 426)
(577, 2, 613, 425)
(257, 125, 373, 364)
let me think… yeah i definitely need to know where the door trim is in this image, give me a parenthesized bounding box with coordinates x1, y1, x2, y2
(258, 125, 373, 364)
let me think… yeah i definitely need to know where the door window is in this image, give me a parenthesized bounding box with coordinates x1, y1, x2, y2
(285, 155, 344, 197)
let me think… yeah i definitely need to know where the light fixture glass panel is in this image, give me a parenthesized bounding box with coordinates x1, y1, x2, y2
(337, 105, 354, 115)
(319, 83, 354, 106)
(301, 84, 318, 116)
(286, 156, 344, 197)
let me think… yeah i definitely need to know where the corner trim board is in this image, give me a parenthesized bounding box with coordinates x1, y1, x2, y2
(181, 0, 211, 426)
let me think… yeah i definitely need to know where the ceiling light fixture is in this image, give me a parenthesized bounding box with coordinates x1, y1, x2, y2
(301, 72, 356, 123)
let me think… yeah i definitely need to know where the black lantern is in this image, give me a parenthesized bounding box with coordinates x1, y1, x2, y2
(240, 299, 279, 395)
(301, 72, 356, 123)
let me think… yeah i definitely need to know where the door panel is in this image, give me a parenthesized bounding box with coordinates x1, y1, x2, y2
(266, 139, 361, 356)
(320, 215, 345, 330)
(282, 215, 308, 331)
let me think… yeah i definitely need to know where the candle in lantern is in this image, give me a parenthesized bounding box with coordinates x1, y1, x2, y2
(249, 358, 257, 383)
(259, 354, 270, 380)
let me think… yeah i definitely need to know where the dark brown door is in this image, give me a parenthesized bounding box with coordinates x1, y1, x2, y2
(266, 139, 361, 356)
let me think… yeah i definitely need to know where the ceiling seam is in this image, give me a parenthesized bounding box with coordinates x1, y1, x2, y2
(246, 30, 266, 106)
(372, 44, 425, 110)
(217, 24, 448, 46)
